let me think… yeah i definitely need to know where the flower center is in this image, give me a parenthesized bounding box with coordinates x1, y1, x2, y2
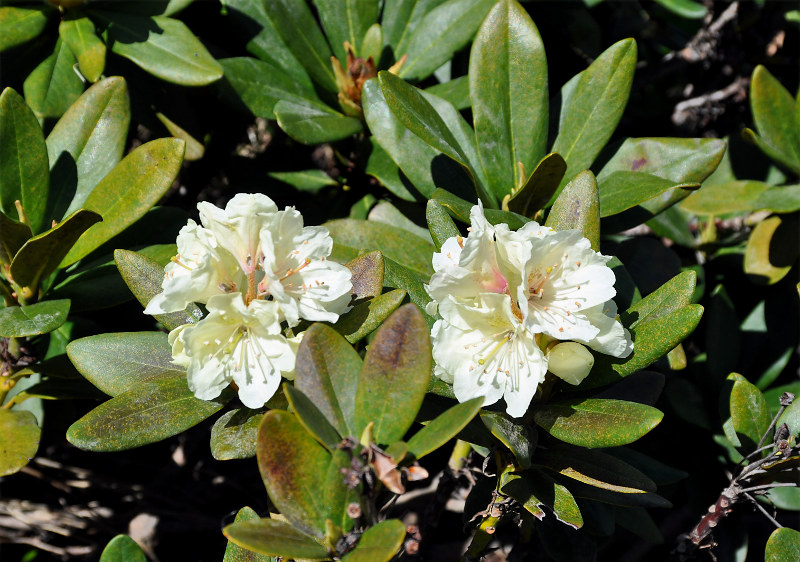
(527, 260, 563, 301)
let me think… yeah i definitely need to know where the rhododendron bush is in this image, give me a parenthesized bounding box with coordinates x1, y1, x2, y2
(0, 1, 798, 561)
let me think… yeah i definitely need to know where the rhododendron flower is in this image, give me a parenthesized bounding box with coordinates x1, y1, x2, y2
(147, 193, 352, 408)
(426, 203, 632, 417)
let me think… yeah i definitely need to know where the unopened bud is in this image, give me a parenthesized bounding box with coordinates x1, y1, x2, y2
(547, 342, 594, 385)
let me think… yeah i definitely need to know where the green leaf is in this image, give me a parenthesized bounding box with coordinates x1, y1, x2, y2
(326, 218, 434, 276)
(224, 518, 328, 560)
(534, 398, 663, 448)
(470, 0, 548, 199)
(274, 99, 363, 144)
(681, 180, 770, 216)
(284, 384, 342, 451)
(268, 169, 338, 194)
(257, 410, 332, 538)
(747, 65, 800, 174)
(261, 0, 337, 93)
(0, 211, 32, 265)
(46, 76, 130, 220)
(223, 507, 276, 562)
(155, 112, 204, 162)
(765, 528, 800, 562)
(598, 172, 698, 218)
(753, 185, 800, 214)
(61, 138, 185, 267)
(67, 376, 230, 451)
(399, 0, 495, 81)
(534, 444, 657, 494)
(343, 519, 407, 562)
(114, 248, 202, 331)
(295, 323, 363, 438)
(501, 469, 583, 528)
(314, 0, 380, 63)
(728, 376, 771, 453)
(431, 188, 529, 230)
(96, 12, 223, 86)
(480, 411, 537, 469)
(66, 332, 184, 397)
(625, 270, 696, 328)
(407, 397, 483, 459)
(211, 409, 264, 461)
(368, 201, 433, 242)
(0, 299, 69, 337)
(0, 409, 40, 476)
(552, 38, 637, 191)
(335, 289, 407, 344)
(363, 138, 417, 201)
(355, 304, 431, 444)
(346, 250, 385, 300)
(652, 0, 707, 19)
(382, 257, 433, 324)
(425, 75, 471, 110)
(10, 209, 102, 293)
(545, 170, 600, 251)
(23, 38, 85, 120)
(426, 199, 460, 250)
(0, 6, 50, 52)
(506, 153, 567, 219)
(360, 22, 382, 62)
(744, 215, 799, 285)
(382, 0, 440, 53)
(0, 88, 49, 233)
(362, 79, 474, 200)
(59, 15, 106, 83)
(99, 535, 147, 562)
(220, 57, 321, 121)
(326, 447, 360, 534)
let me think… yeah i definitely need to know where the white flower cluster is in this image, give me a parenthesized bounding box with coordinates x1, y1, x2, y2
(146, 194, 352, 408)
(426, 204, 633, 417)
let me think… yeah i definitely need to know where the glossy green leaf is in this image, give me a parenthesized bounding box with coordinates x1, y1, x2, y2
(355, 304, 431, 444)
(284, 384, 342, 451)
(211, 409, 263, 461)
(534, 444, 657, 494)
(0, 299, 69, 338)
(23, 39, 84, 120)
(314, 0, 380, 62)
(223, 507, 276, 562)
(0, 88, 49, 233)
(295, 323, 363, 437)
(625, 270, 696, 328)
(325, 447, 360, 534)
(0, 409, 40, 476)
(268, 169, 338, 193)
(369, 201, 432, 242)
(99, 535, 147, 562)
(744, 215, 799, 285)
(545, 170, 600, 251)
(747, 65, 800, 174)
(0, 6, 50, 52)
(360, 22, 382, 62)
(599, 172, 698, 218)
(552, 38, 637, 191)
(343, 519, 407, 562)
(224, 518, 328, 560)
(652, 0, 707, 19)
(765, 528, 800, 562)
(362, 79, 474, 200)
(335, 289, 407, 344)
(66, 331, 183, 397)
(46, 76, 130, 219)
(274, 99, 362, 144)
(506, 153, 566, 219)
(383, 0, 444, 53)
(407, 396, 483, 459)
(728, 376, 771, 452)
(382, 257, 433, 324)
(220, 57, 320, 121)
(59, 15, 105, 82)
(431, 188, 529, 230)
(326, 218, 434, 276)
(10, 209, 102, 293)
(534, 398, 663, 448)
(363, 139, 417, 201)
(66, 376, 230, 451)
(257, 410, 332, 538)
(681, 180, 770, 216)
(470, 0, 547, 199)
(61, 138, 185, 266)
(501, 469, 583, 528)
(346, 250, 385, 300)
(753, 185, 800, 213)
(261, 0, 337, 92)
(0, 211, 32, 265)
(155, 112, 204, 161)
(426, 199, 460, 250)
(96, 12, 223, 86)
(114, 248, 202, 331)
(480, 411, 537, 469)
(425, 75, 471, 110)
(399, 0, 495, 81)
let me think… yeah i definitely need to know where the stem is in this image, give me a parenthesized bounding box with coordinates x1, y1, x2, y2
(739, 482, 798, 494)
(448, 439, 472, 471)
(743, 492, 783, 529)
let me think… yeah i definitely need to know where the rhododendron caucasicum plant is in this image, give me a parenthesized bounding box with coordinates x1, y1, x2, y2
(426, 204, 632, 417)
(146, 193, 352, 408)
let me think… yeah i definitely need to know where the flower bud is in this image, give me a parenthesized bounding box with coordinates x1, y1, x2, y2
(547, 342, 594, 385)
